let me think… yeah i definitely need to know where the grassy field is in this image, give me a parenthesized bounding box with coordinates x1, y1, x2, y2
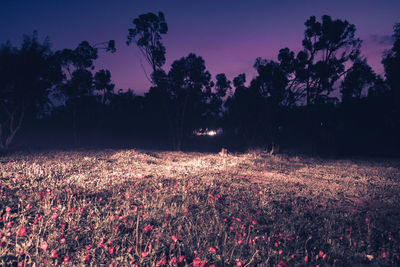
(0, 149, 399, 266)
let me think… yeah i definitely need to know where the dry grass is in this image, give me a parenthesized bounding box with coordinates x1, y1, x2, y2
(0, 149, 399, 266)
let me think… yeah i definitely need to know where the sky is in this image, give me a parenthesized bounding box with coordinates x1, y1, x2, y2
(1, 0, 399, 95)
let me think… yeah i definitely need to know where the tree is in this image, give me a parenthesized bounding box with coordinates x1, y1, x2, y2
(0, 33, 62, 149)
(382, 22, 400, 111)
(166, 53, 213, 150)
(94, 69, 115, 104)
(341, 59, 375, 104)
(56, 41, 98, 145)
(301, 15, 361, 105)
(127, 12, 168, 77)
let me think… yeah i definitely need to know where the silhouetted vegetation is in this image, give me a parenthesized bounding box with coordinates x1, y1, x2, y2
(1, 14, 399, 156)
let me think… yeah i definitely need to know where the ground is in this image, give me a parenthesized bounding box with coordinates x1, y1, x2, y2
(0, 149, 399, 266)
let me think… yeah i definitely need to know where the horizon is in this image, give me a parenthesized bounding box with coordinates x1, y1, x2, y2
(1, 0, 399, 95)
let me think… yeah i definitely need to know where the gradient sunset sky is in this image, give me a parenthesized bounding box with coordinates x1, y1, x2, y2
(1, 0, 399, 95)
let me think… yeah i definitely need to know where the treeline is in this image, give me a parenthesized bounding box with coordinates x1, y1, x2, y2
(1, 14, 399, 155)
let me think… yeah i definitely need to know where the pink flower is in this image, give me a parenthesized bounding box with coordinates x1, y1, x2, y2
(236, 260, 243, 266)
(304, 255, 308, 262)
(278, 259, 288, 267)
(84, 254, 91, 262)
(144, 224, 152, 232)
(382, 252, 388, 258)
(26, 204, 32, 210)
(41, 242, 49, 251)
(109, 246, 115, 255)
(209, 246, 217, 253)
(193, 257, 206, 267)
(51, 213, 59, 220)
(6, 207, 11, 213)
(172, 235, 178, 243)
(60, 238, 66, 244)
(51, 250, 59, 258)
(51, 206, 57, 212)
(18, 227, 27, 237)
(141, 252, 148, 257)
(64, 256, 71, 263)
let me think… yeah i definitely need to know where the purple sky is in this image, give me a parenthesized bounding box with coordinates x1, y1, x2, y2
(1, 0, 399, 95)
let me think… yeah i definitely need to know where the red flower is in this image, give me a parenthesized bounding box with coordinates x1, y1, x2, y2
(41, 242, 49, 251)
(278, 259, 288, 267)
(236, 260, 243, 266)
(109, 246, 115, 255)
(84, 254, 92, 262)
(193, 257, 206, 267)
(304, 255, 308, 262)
(51, 250, 59, 258)
(141, 252, 148, 257)
(171, 235, 178, 243)
(144, 224, 152, 232)
(64, 256, 71, 263)
(209, 246, 217, 253)
(18, 227, 27, 237)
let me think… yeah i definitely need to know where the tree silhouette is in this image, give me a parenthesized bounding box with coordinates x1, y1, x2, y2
(341, 59, 375, 104)
(301, 15, 361, 105)
(56, 41, 98, 145)
(127, 12, 168, 76)
(382, 22, 400, 113)
(0, 32, 62, 149)
(94, 69, 115, 104)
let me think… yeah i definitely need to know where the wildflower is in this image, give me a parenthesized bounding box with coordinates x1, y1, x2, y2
(279, 249, 283, 255)
(51, 213, 59, 220)
(26, 204, 32, 210)
(238, 240, 244, 245)
(156, 256, 167, 266)
(144, 224, 152, 232)
(179, 256, 185, 262)
(382, 252, 388, 258)
(278, 260, 288, 267)
(51, 206, 57, 212)
(236, 260, 243, 266)
(41, 242, 49, 251)
(18, 227, 27, 237)
(6, 221, 14, 228)
(84, 254, 92, 262)
(193, 257, 206, 267)
(209, 246, 217, 253)
(141, 252, 148, 257)
(172, 235, 178, 243)
(109, 246, 115, 255)
(64, 256, 71, 263)
(304, 255, 308, 262)
(169, 256, 177, 265)
(6, 207, 11, 213)
(60, 238, 66, 244)
(51, 250, 59, 258)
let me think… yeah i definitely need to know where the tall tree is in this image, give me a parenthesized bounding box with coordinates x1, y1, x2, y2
(127, 12, 168, 77)
(56, 41, 98, 145)
(341, 59, 375, 104)
(0, 33, 62, 149)
(382, 22, 400, 111)
(94, 69, 115, 104)
(301, 15, 361, 105)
